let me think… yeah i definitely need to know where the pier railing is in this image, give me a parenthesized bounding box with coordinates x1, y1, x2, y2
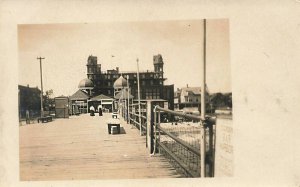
(153, 105, 216, 177)
(123, 100, 216, 177)
(129, 102, 147, 135)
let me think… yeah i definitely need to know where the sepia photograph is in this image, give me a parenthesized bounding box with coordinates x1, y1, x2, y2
(18, 19, 232, 180)
(1, 1, 299, 187)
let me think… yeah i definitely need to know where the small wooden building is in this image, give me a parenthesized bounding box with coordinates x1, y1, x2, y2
(54, 96, 69, 118)
(69, 90, 90, 114)
(89, 94, 114, 113)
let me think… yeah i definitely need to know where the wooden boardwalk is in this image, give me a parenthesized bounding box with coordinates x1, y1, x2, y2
(19, 113, 182, 180)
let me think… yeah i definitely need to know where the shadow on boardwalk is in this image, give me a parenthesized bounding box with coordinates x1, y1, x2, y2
(19, 113, 183, 180)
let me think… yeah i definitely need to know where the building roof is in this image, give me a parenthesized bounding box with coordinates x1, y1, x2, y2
(90, 94, 114, 101)
(181, 87, 201, 96)
(113, 75, 127, 88)
(78, 78, 94, 89)
(70, 90, 89, 101)
(55, 95, 68, 98)
(114, 89, 134, 99)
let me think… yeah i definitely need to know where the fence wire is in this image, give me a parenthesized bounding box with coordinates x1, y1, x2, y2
(158, 122, 201, 177)
(157, 121, 215, 177)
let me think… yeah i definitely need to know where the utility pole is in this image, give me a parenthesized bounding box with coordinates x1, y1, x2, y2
(200, 19, 207, 177)
(37, 57, 45, 118)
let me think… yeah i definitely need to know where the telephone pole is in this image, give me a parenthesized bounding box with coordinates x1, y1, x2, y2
(200, 19, 206, 177)
(37, 57, 45, 118)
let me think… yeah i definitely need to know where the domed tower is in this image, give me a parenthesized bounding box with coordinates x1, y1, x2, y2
(113, 75, 128, 97)
(78, 78, 94, 96)
(153, 54, 164, 80)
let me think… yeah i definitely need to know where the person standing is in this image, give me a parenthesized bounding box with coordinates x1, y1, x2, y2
(89, 105, 95, 116)
(98, 105, 103, 116)
(25, 110, 30, 124)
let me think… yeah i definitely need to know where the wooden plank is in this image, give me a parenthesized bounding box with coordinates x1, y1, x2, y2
(19, 113, 182, 180)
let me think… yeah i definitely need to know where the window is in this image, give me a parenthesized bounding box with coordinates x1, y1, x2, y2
(108, 90, 111, 95)
(142, 81, 145, 86)
(108, 82, 111, 86)
(146, 92, 152, 99)
(150, 80, 153, 85)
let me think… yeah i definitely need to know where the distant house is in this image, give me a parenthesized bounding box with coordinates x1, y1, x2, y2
(174, 85, 211, 114)
(180, 86, 201, 104)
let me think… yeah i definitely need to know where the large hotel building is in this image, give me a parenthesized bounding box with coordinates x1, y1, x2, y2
(73, 54, 174, 112)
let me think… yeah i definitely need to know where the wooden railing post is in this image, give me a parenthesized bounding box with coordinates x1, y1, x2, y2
(146, 101, 153, 153)
(209, 123, 215, 177)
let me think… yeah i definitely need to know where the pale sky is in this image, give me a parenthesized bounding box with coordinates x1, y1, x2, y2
(18, 19, 230, 97)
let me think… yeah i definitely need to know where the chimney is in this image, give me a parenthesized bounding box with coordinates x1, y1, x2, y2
(116, 67, 119, 73)
(187, 84, 189, 88)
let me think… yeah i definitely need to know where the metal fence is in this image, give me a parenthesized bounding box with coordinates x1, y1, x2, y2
(153, 105, 216, 177)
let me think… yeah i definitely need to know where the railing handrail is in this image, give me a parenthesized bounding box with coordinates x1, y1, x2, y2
(154, 105, 205, 121)
(130, 103, 147, 107)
